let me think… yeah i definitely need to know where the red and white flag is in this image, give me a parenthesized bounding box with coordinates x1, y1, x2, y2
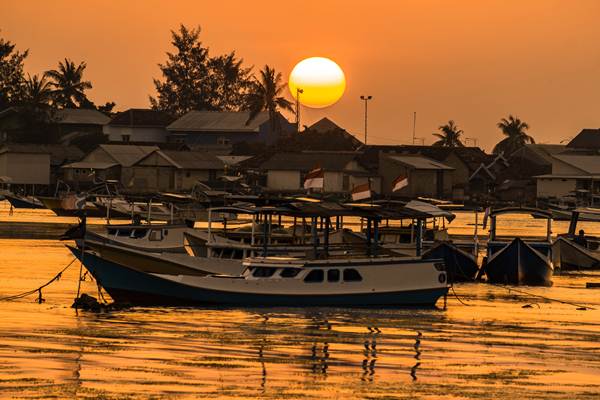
(351, 182, 371, 201)
(392, 175, 408, 192)
(303, 167, 324, 190)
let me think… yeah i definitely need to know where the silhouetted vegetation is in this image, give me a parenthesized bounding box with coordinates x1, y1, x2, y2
(493, 115, 535, 155)
(150, 25, 253, 116)
(46, 58, 93, 108)
(432, 120, 464, 147)
(0, 34, 28, 110)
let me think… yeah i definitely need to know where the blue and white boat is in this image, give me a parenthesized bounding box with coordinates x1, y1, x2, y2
(68, 246, 449, 307)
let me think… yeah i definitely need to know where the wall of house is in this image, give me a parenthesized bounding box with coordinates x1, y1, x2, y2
(129, 166, 175, 192)
(551, 160, 586, 175)
(323, 171, 344, 192)
(443, 153, 470, 187)
(267, 170, 301, 191)
(177, 169, 219, 190)
(0, 153, 50, 185)
(536, 178, 577, 198)
(103, 125, 168, 143)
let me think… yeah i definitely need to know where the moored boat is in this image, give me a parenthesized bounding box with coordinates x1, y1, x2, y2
(422, 241, 479, 282)
(552, 208, 600, 270)
(5, 194, 45, 209)
(480, 207, 554, 286)
(69, 247, 449, 307)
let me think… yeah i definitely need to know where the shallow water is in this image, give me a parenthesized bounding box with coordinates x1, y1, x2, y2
(0, 207, 600, 399)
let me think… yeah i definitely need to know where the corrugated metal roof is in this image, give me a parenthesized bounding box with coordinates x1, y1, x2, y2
(108, 108, 175, 127)
(553, 155, 600, 174)
(260, 152, 361, 171)
(55, 109, 111, 125)
(160, 150, 225, 170)
(99, 144, 159, 167)
(0, 144, 50, 155)
(387, 155, 454, 170)
(61, 161, 119, 170)
(167, 111, 270, 132)
(567, 129, 600, 149)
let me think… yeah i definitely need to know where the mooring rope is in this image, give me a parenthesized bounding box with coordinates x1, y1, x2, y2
(489, 283, 596, 311)
(0, 258, 77, 303)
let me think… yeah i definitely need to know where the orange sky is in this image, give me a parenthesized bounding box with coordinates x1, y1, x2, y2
(3, 0, 600, 150)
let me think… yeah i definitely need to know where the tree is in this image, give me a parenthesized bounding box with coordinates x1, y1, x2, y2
(432, 120, 464, 147)
(0, 34, 28, 110)
(493, 115, 534, 155)
(245, 65, 294, 133)
(15, 74, 57, 143)
(150, 24, 253, 116)
(46, 58, 93, 108)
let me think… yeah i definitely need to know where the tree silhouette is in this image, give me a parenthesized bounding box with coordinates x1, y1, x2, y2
(46, 58, 93, 108)
(493, 115, 534, 155)
(150, 24, 253, 115)
(0, 34, 28, 110)
(245, 65, 294, 133)
(432, 120, 464, 147)
(16, 74, 57, 142)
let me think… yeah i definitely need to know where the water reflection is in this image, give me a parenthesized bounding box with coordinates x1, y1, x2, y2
(410, 331, 422, 381)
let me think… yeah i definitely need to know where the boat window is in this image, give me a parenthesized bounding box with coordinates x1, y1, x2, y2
(148, 230, 162, 241)
(252, 267, 276, 278)
(304, 269, 324, 283)
(327, 269, 340, 282)
(280, 268, 300, 278)
(164, 229, 169, 236)
(343, 269, 362, 282)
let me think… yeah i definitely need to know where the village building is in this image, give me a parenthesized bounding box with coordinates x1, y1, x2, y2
(129, 149, 225, 192)
(166, 111, 296, 147)
(61, 144, 158, 190)
(103, 108, 175, 144)
(0, 144, 51, 187)
(259, 151, 379, 194)
(378, 154, 454, 198)
(0, 107, 109, 144)
(275, 118, 363, 151)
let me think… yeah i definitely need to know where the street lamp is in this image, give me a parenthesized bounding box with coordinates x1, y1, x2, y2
(296, 88, 304, 132)
(360, 95, 372, 145)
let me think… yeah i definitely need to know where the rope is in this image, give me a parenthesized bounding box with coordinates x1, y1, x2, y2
(489, 283, 596, 311)
(0, 258, 77, 302)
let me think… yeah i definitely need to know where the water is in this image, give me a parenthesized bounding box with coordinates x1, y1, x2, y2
(1, 205, 600, 399)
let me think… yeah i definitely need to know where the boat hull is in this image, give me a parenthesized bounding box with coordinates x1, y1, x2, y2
(5, 195, 45, 209)
(552, 237, 600, 270)
(69, 248, 448, 308)
(38, 196, 105, 217)
(484, 238, 553, 286)
(422, 242, 479, 282)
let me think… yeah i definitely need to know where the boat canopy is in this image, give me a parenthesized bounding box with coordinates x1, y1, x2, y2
(573, 207, 600, 216)
(490, 207, 552, 219)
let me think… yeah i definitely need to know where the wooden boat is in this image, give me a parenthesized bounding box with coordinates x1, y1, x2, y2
(422, 242, 479, 282)
(38, 195, 106, 217)
(85, 223, 195, 253)
(5, 194, 45, 209)
(481, 207, 554, 286)
(552, 208, 600, 270)
(68, 247, 449, 307)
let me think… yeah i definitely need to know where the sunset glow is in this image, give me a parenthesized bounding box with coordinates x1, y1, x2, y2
(288, 57, 346, 108)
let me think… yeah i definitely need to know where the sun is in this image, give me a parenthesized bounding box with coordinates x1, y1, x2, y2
(288, 57, 346, 108)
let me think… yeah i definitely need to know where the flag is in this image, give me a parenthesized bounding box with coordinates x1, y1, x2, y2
(303, 167, 324, 190)
(392, 175, 409, 192)
(482, 206, 491, 229)
(351, 182, 371, 201)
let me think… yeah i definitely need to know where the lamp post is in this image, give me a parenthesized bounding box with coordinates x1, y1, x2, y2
(360, 95, 372, 145)
(296, 88, 304, 132)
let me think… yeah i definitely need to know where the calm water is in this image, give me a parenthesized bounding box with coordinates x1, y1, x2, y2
(1, 204, 600, 399)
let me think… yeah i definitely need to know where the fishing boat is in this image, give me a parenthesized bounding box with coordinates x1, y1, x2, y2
(85, 223, 195, 253)
(480, 208, 553, 286)
(68, 247, 449, 307)
(552, 208, 600, 270)
(5, 193, 45, 209)
(422, 242, 479, 282)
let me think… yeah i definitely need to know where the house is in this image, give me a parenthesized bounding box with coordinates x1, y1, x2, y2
(62, 144, 158, 190)
(535, 154, 600, 204)
(378, 154, 454, 198)
(130, 149, 226, 192)
(103, 108, 175, 144)
(468, 153, 510, 200)
(274, 118, 363, 151)
(167, 111, 296, 146)
(566, 128, 600, 152)
(360, 145, 488, 199)
(0, 107, 109, 144)
(260, 151, 379, 194)
(0, 144, 51, 186)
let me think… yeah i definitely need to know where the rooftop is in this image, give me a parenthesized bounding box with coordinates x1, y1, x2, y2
(386, 155, 454, 170)
(167, 111, 271, 133)
(261, 152, 363, 172)
(98, 144, 159, 167)
(108, 108, 175, 127)
(553, 154, 600, 174)
(160, 150, 225, 170)
(566, 129, 600, 150)
(55, 108, 111, 125)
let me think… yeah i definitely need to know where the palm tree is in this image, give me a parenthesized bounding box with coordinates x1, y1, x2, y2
(20, 73, 53, 112)
(493, 115, 534, 155)
(17, 74, 56, 142)
(46, 58, 92, 108)
(245, 65, 294, 132)
(432, 120, 464, 147)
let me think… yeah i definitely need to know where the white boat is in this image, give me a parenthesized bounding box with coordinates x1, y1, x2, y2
(552, 208, 600, 270)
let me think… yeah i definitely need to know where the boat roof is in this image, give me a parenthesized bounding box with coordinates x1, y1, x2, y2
(490, 207, 552, 219)
(209, 200, 455, 221)
(573, 207, 600, 216)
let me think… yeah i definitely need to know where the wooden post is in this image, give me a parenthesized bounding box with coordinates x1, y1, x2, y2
(416, 218, 423, 257)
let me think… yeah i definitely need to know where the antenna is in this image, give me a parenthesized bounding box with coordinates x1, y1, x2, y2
(412, 112, 417, 144)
